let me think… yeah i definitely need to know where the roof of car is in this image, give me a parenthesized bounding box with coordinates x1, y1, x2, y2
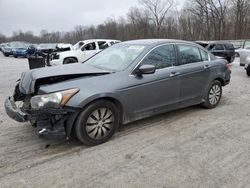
(121, 39, 198, 46)
(79, 39, 120, 43)
(208, 41, 233, 45)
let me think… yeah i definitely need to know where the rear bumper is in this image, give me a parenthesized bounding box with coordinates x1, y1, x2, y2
(244, 63, 249, 70)
(3, 52, 12, 56)
(224, 69, 231, 86)
(13, 52, 27, 57)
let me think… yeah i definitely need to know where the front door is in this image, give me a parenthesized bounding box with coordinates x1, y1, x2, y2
(79, 42, 98, 62)
(119, 44, 181, 120)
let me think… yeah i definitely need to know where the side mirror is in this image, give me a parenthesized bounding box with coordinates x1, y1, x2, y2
(135, 64, 156, 76)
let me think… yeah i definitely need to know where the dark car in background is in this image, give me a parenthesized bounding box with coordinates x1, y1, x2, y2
(196, 41, 235, 63)
(5, 39, 231, 146)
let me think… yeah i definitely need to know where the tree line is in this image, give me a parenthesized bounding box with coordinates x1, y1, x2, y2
(0, 0, 249, 44)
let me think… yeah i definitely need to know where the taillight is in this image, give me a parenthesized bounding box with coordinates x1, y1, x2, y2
(226, 63, 232, 71)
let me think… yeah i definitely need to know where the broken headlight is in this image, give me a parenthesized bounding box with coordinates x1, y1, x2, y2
(30, 88, 79, 110)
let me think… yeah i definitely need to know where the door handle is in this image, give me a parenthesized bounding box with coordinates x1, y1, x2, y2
(204, 64, 211, 69)
(170, 72, 180, 77)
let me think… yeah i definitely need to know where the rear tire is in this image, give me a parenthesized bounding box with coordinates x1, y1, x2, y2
(75, 100, 120, 146)
(202, 80, 222, 109)
(226, 57, 231, 63)
(247, 65, 250, 76)
(63, 58, 77, 64)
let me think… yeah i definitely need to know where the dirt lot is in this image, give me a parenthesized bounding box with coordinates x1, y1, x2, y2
(0, 53, 249, 188)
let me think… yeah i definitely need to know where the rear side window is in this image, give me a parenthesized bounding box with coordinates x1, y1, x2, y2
(214, 44, 224, 50)
(224, 44, 234, 50)
(199, 49, 209, 61)
(177, 45, 201, 65)
(141, 44, 176, 69)
(98, 41, 109, 50)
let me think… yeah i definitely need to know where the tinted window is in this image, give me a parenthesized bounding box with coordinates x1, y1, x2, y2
(141, 45, 176, 69)
(200, 49, 209, 61)
(98, 41, 109, 50)
(214, 44, 224, 50)
(224, 43, 234, 50)
(81, 42, 96, 51)
(177, 45, 201, 65)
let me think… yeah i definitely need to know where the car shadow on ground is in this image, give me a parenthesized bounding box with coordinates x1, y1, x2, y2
(40, 105, 204, 150)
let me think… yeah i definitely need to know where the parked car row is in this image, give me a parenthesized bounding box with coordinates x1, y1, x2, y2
(1, 40, 120, 68)
(0, 42, 72, 58)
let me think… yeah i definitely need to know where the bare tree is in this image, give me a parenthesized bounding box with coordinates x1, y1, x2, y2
(2, 0, 250, 44)
(139, 0, 175, 37)
(233, 0, 250, 39)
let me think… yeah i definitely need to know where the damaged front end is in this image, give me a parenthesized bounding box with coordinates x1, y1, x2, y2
(5, 81, 80, 140)
(4, 63, 111, 140)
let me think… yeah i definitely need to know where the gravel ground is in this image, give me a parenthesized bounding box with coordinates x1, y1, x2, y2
(0, 53, 249, 188)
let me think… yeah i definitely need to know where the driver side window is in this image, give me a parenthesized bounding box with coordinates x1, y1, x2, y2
(81, 42, 96, 51)
(141, 45, 176, 69)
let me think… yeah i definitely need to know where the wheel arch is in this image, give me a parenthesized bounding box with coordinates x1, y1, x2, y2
(79, 96, 124, 124)
(63, 56, 78, 63)
(214, 77, 225, 86)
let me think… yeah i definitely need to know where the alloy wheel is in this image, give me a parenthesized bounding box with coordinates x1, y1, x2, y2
(209, 84, 221, 105)
(85, 108, 114, 140)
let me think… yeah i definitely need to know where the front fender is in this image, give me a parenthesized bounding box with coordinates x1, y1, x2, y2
(66, 92, 118, 109)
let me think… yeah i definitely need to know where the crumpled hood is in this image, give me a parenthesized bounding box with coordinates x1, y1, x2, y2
(19, 63, 111, 94)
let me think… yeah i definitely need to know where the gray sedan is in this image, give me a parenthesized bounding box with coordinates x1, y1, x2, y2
(5, 39, 231, 145)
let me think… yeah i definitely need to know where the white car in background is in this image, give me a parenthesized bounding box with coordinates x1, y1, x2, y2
(50, 39, 120, 66)
(234, 40, 250, 66)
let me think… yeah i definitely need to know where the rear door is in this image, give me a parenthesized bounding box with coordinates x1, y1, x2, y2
(211, 44, 226, 58)
(176, 44, 211, 104)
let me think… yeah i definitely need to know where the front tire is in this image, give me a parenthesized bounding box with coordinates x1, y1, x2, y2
(75, 100, 120, 146)
(202, 80, 222, 109)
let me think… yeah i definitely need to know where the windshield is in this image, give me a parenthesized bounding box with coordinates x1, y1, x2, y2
(38, 43, 57, 49)
(85, 44, 146, 71)
(9, 42, 29, 48)
(73, 41, 84, 50)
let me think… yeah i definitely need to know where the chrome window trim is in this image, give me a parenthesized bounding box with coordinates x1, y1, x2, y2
(175, 43, 211, 64)
(130, 43, 176, 76)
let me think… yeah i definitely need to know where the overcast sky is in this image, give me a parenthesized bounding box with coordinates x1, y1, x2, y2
(0, 0, 184, 37)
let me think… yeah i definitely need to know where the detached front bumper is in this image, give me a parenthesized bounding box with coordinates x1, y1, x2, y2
(4, 97, 28, 122)
(4, 96, 80, 140)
